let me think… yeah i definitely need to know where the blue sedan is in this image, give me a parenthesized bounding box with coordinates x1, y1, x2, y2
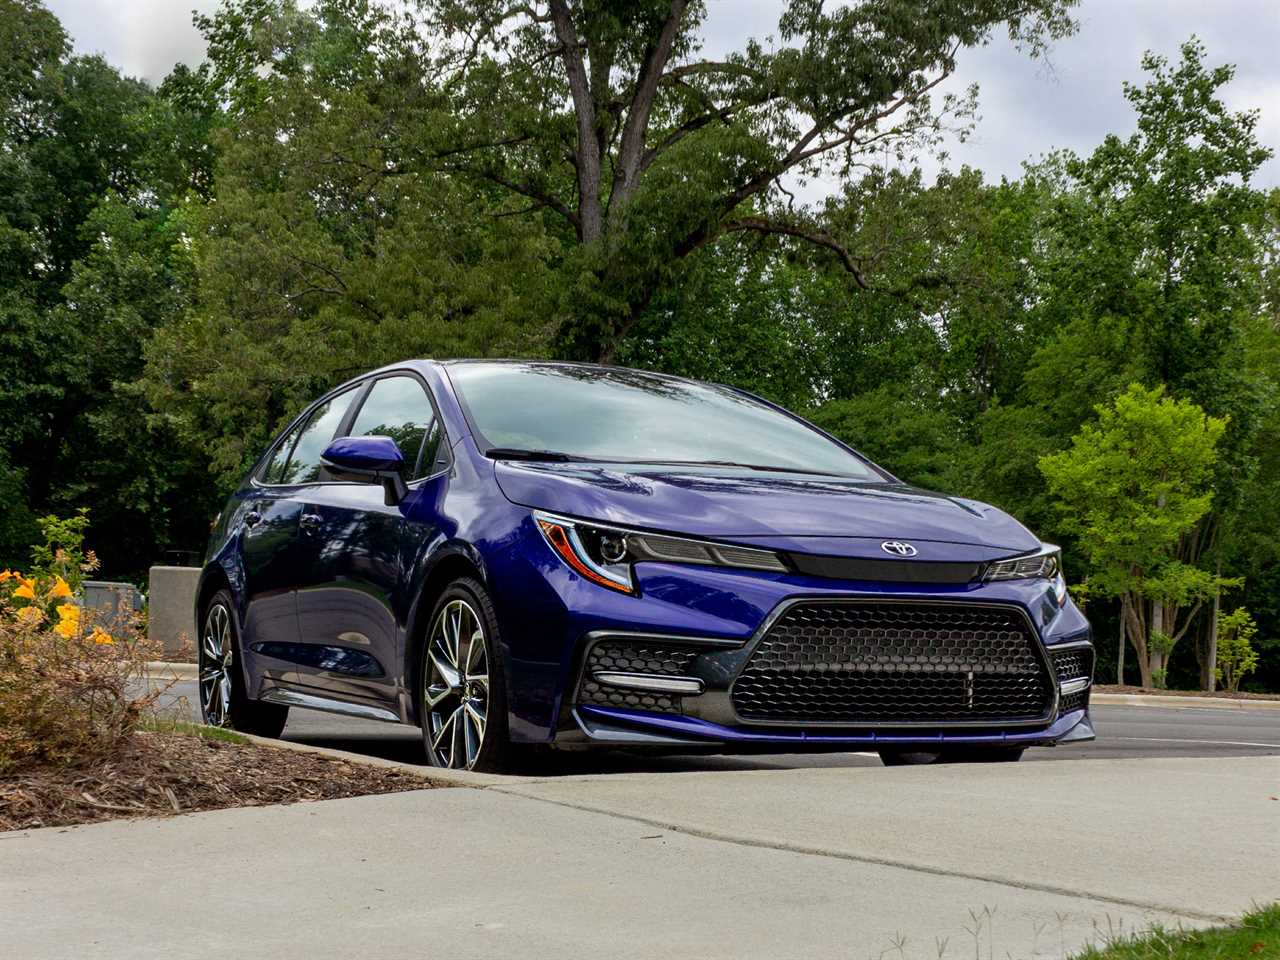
(196, 360, 1095, 771)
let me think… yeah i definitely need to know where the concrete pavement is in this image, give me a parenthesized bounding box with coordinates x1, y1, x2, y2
(4, 754, 1277, 959)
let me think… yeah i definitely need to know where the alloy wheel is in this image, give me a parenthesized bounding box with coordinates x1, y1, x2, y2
(423, 598, 489, 769)
(199, 603, 234, 727)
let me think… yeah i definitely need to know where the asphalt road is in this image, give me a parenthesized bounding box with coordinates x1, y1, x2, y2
(160, 679, 1280, 771)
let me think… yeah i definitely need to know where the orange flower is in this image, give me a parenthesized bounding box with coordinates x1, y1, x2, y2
(50, 575, 72, 599)
(53, 618, 77, 638)
(13, 579, 36, 600)
(89, 627, 114, 646)
(0, 570, 12, 582)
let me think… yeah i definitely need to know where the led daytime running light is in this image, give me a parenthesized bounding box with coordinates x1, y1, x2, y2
(536, 518, 633, 593)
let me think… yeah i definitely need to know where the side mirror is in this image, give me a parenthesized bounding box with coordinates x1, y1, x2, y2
(321, 436, 408, 506)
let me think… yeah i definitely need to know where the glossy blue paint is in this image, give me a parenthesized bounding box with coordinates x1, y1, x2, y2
(322, 435, 405, 473)
(196, 359, 1095, 755)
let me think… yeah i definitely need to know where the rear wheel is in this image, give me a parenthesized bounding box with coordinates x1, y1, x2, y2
(419, 578, 513, 773)
(198, 589, 289, 737)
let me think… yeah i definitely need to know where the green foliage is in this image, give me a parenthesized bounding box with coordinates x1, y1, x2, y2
(1215, 607, 1260, 693)
(808, 389, 963, 492)
(1070, 902, 1280, 960)
(143, 0, 557, 483)
(1040, 384, 1226, 597)
(28, 511, 90, 592)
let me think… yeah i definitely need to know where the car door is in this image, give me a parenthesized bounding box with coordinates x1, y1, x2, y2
(239, 387, 361, 680)
(292, 373, 450, 704)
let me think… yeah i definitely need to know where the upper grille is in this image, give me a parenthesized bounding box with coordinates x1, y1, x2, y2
(576, 640, 699, 714)
(732, 601, 1053, 724)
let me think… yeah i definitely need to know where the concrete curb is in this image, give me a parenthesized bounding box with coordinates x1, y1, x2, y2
(144, 661, 196, 680)
(1091, 691, 1280, 712)
(238, 733, 535, 788)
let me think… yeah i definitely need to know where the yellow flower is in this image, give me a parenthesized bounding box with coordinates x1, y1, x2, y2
(0, 570, 12, 582)
(50, 576, 72, 599)
(89, 627, 114, 646)
(13, 581, 36, 600)
(57, 603, 79, 623)
(53, 618, 77, 638)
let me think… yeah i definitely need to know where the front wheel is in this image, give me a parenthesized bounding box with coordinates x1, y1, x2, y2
(418, 578, 514, 773)
(199, 589, 289, 738)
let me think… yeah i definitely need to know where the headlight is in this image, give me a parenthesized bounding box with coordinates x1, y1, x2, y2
(985, 544, 1068, 605)
(534, 511, 788, 594)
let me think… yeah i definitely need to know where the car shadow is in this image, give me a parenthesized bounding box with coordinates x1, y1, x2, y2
(282, 730, 817, 774)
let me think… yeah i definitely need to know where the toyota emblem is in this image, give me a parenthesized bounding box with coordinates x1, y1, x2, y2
(880, 541, 918, 558)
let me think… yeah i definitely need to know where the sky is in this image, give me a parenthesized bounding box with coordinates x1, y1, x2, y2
(45, 0, 1280, 190)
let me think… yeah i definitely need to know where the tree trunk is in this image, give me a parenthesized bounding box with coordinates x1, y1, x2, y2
(1148, 597, 1164, 684)
(1203, 567, 1221, 692)
(1117, 607, 1126, 685)
(1123, 593, 1153, 688)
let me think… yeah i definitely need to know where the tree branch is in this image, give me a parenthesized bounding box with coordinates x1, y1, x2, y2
(723, 216, 869, 289)
(608, 0, 690, 219)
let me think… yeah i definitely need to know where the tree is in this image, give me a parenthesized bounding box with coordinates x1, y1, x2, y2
(403, 0, 1079, 360)
(144, 0, 559, 484)
(1215, 608, 1259, 694)
(1040, 384, 1231, 688)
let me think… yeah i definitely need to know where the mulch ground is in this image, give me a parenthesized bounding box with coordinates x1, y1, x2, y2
(0, 731, 440, 832)
(1094, 684, 1280, 701)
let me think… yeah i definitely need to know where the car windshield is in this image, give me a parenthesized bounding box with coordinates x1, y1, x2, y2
(447, 363, 883, 480)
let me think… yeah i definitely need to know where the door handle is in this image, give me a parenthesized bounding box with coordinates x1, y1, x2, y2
(299, 512, 322, 534)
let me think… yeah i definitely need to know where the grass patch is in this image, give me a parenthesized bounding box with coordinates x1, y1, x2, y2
(1073, 903, 1280, 959)
(140, 715, 250, 745)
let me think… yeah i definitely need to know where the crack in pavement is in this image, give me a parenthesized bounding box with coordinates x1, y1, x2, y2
(486, 785, 1232, 925)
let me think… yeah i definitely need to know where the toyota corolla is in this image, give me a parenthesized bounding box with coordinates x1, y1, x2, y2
(196, 360, 1095, 771)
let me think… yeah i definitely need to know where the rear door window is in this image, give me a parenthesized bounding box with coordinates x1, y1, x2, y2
(275, 387, 359, 485)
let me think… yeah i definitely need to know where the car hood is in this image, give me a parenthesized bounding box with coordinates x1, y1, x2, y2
(494, 461, 1040, 558)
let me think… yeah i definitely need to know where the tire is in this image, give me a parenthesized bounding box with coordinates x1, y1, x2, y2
(941, 747, 1025, 763)
(878, 750, 944, 766)
(878, 747, 1025, 766)
(198, 589, 289, 738)
(417, 577, 514, 773)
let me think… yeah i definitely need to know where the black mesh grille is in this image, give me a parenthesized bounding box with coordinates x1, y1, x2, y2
(1051, 645, 1094, 683)
(1059, 688, 1089, 714)
(732, 601, 1053, 724)
(576, 640, 699, 714)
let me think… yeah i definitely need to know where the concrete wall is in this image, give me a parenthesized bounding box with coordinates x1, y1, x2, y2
(81, 581, 142, 636)
(148, 566, 201, 658)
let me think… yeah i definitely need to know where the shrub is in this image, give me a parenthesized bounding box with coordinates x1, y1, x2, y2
(1216, 607, 1259, 694)
(0, 518, 159, 773)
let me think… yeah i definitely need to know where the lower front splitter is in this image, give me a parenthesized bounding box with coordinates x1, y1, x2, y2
(575, 706, 1095, 748)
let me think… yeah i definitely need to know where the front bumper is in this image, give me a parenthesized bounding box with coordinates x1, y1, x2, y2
(560, 598, 1093, 751)
(488, 516, 1095, 748)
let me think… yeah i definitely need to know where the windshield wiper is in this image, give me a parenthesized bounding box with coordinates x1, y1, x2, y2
(639, 459, 847, 477)
(483, 447, 580, 462)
